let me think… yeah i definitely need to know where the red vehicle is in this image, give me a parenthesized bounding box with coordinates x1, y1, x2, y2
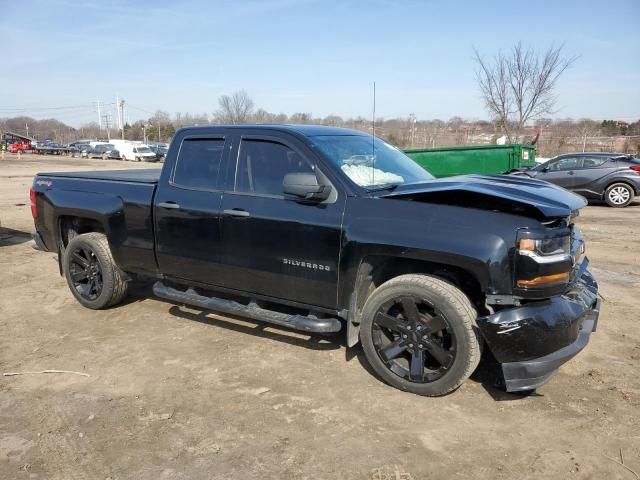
(8, 142, 34, 153)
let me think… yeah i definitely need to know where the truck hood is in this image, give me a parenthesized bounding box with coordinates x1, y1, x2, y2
(380, 174, 587, 220)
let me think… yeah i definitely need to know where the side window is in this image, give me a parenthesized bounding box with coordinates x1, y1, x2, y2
(549, 157, 580, 171)
(236, 139, 314, 196)
(581, 156, 608, 168)
(173, 138, 225, 190)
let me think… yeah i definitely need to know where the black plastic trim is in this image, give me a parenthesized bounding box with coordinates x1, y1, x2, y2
(31, 229, 48, 251)
(501, 300, 600, 392)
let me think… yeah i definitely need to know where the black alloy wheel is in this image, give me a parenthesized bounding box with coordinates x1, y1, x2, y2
(372, 296, 456, 383)
(68, 246, 104, 301)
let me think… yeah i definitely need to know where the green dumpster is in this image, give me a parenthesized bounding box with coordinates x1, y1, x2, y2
(403, 144, 537, 178)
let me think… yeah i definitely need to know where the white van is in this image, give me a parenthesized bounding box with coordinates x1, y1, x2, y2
(110, 140, 157, 162)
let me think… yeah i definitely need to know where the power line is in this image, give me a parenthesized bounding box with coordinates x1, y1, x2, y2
(126, 104, 155, 115)
(0, 104, 94, 113)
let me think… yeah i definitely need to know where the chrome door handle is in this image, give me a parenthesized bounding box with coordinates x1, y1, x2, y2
(158, 202, 180, 209)
(223, 208, 250, 217)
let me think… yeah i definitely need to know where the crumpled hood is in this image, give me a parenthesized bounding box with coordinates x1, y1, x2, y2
(380, 174, 587, 219)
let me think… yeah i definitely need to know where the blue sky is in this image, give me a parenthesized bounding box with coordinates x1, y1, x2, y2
(1, 0, 638, 126)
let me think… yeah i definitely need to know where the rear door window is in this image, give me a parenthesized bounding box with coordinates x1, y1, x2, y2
(172, 138, 225, 190)
(548, 157, 580, 171)
(581, 156, 608, 168)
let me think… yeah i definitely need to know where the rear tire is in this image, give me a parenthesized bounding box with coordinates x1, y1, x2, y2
(63, 232, 129, 309)
(360, 274, 481, 396)
(604, 182, 634, 207)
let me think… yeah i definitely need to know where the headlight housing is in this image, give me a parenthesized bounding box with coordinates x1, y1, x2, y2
(514, 229, 573, 294)
(518, 236, 571, 263)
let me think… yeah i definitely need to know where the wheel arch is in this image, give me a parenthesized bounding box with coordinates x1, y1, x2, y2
(59, 215, 106, 248)
(346, 254, 486, 347)
(42, 189, 126, 271)
(603, 179, 637, 198)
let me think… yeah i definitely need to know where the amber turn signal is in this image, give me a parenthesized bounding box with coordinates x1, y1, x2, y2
(518, 238, 536, 252)
(516, 272, 570, 288)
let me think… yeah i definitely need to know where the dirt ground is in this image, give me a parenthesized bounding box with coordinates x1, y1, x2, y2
(1, 153, 639, 480)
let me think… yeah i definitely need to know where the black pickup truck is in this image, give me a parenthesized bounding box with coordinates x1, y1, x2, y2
(31, 125, 600, 396)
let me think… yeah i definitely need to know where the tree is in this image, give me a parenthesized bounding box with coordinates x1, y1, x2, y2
(322, 115, 344, 126)
(473, 42, 578, 142)
(253, 108, 277, 124)
(214, 90, 254, 124)
(575, 119, 599, 152)
(289, 112, 312, 124)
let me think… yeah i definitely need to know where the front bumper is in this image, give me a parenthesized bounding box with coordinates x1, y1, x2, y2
(478, 258, 599, 392)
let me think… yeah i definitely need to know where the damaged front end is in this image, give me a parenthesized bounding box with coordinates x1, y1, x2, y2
(380, 174, 600, 392)
(478, 259, 600, 392)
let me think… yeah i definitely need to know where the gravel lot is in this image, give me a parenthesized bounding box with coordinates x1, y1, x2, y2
(1, 154, 639, 480)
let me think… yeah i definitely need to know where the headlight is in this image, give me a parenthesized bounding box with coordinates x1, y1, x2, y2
(518, 236, 571, 263)
(515, 231, 572, 291)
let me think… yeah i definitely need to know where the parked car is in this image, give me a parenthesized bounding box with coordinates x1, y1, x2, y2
(87, 144, 121, 160)
(69, 144, 91, 158)
(148, 143, 169, 162)
(511, 152, 640, 208)
(31, 125, 599, 396)
(8, 142, 34, 153)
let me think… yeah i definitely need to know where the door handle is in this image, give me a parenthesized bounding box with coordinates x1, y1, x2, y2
(223, 208, 250, 218)
(158, 201, 180, 209)
(568, 171, 574, 175)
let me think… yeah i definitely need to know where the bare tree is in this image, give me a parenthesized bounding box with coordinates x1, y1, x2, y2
(253, 108, 275, 124)
(575, 118, 599, 152)
(322, 115, 344, 126)
(289, 112, 312, 124)
(473, 42, 578, 142)
(214, 90, 254, 124)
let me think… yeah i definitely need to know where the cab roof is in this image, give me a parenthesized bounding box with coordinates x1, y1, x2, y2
(178, 124, 369, 137)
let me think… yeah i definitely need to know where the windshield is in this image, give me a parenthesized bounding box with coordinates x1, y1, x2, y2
(104, 144, 116, 150)
(311, 135, 434, 189)
(134, 146, 152, 153)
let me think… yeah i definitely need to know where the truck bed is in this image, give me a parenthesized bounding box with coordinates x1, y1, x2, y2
(39, 168, 161, 183)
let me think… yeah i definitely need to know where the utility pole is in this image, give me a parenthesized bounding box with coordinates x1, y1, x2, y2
(119, 98, 126, 140)
(409, 113, 416, 148)
(102, 113, 112, 141)
(116, 95, 121, 132)
(96, 97, 103, 132)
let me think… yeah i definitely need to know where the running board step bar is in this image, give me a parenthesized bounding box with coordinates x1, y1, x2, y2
(153, 282, 342, 334)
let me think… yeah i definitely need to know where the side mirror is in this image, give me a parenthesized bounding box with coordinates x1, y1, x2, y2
(283, 172, 332, 202)
(541, 167, 549, 173)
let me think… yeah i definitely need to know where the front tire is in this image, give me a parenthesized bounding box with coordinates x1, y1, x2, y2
(360, 274, 481, 396)
(604, 183, 634, 207)
(63, 233, 129, 309)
